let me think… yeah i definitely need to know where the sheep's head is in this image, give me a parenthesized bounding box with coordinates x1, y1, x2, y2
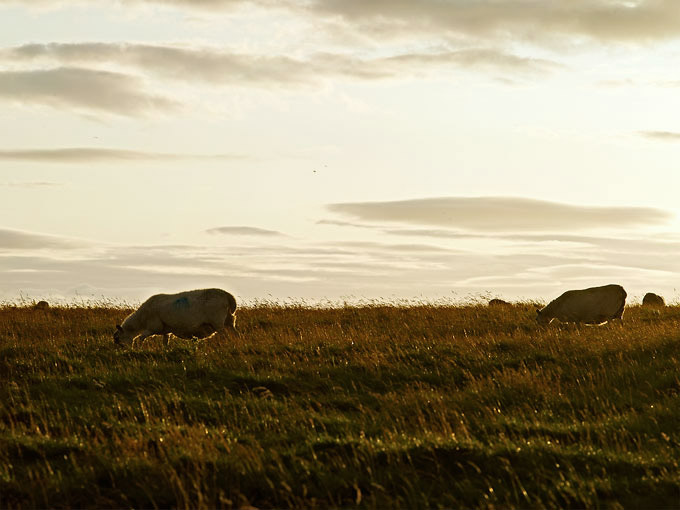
(113, 324, 134, 346)
(535, 309, 551, 326)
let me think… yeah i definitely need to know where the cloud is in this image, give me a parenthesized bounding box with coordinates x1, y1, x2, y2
(206, 226, 287, 237)
(14, 0, 680, 46)
(0, 148, 247, 163)
(327, 196, 673, 232)
(0, 228, 84, 250)
(3, 229, 680, 304)
(0, 240, 456, 302)
(332, 240, 454, 254)
(378, 49, 559, 76)
(322, 213, 680, 281)
(639, 131, 680, 141)
(306, 0, 680, 45)
(1, 181, 62, 187)
(1, 43, 557, 87)
(316, 219, 382, 230)
(2, 43, 316, 86)
(0, 67, 177, 116)
(122, 0, 285, 9)
(381, 227, 680, 250)
(385, 228, 680, 269)
(133, 0, 268, 6)
(7, 1, 680, 48)
(0, 0, 280, 10)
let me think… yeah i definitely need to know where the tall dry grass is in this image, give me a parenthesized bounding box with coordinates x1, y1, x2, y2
(0, 302, 678, 508)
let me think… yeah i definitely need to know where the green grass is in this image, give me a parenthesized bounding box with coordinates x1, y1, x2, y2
(0, 302, 679, 509)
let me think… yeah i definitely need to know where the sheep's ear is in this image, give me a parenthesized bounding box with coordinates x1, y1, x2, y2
(116, 324, 123, 332)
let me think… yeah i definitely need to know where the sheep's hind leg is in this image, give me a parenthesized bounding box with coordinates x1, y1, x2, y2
(223, 313, 240, 337)
(190, 323, 217, 343)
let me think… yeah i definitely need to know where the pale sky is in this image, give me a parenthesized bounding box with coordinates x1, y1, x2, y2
(2, 0, 680, 304)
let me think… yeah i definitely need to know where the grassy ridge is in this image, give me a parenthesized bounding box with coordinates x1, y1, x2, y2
(0, 303, 679, 509)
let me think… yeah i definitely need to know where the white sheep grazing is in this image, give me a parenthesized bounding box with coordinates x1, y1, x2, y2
(536, 284, 626, 325)
(113, 288, 237, 347)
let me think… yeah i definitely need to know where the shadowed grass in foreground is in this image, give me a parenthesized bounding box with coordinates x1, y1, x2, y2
(0, 303, 679, 508)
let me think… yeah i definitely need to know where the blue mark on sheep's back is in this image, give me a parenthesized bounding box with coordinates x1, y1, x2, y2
(174, 297, 190, 308)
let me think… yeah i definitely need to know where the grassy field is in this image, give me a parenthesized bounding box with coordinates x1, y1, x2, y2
(0, 301, 679, 509)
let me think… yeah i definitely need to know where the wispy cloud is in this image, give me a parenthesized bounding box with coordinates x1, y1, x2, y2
(0, 67, 177, 116)
(327, 196, 673, 232)
(206, 226, 287, 237)
(1, 43, 558, 86)
(1, 181, 62, 188)
(0, 227, 84, 250)
(6, 1, 680, 47)
(0, 148, 247, 163)
(3, 228, 680, 303)
(13, 0, 680, 45)
(305, 0, 680, 45)
(317, 219, 378, 230)
(0, 42, 557, 116)
(639, 131, 680, 141)
(0, 0, 281, 10)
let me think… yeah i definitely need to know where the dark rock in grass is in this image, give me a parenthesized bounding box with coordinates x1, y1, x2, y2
(33, 300, 50, 311)
(489, 298, 510, 307)
(642, 293, 665, 308)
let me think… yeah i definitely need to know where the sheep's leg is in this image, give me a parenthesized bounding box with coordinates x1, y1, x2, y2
(133, 331, 154, 349)
(224, 313, 239, 336)
(196, 322, 218, 342)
